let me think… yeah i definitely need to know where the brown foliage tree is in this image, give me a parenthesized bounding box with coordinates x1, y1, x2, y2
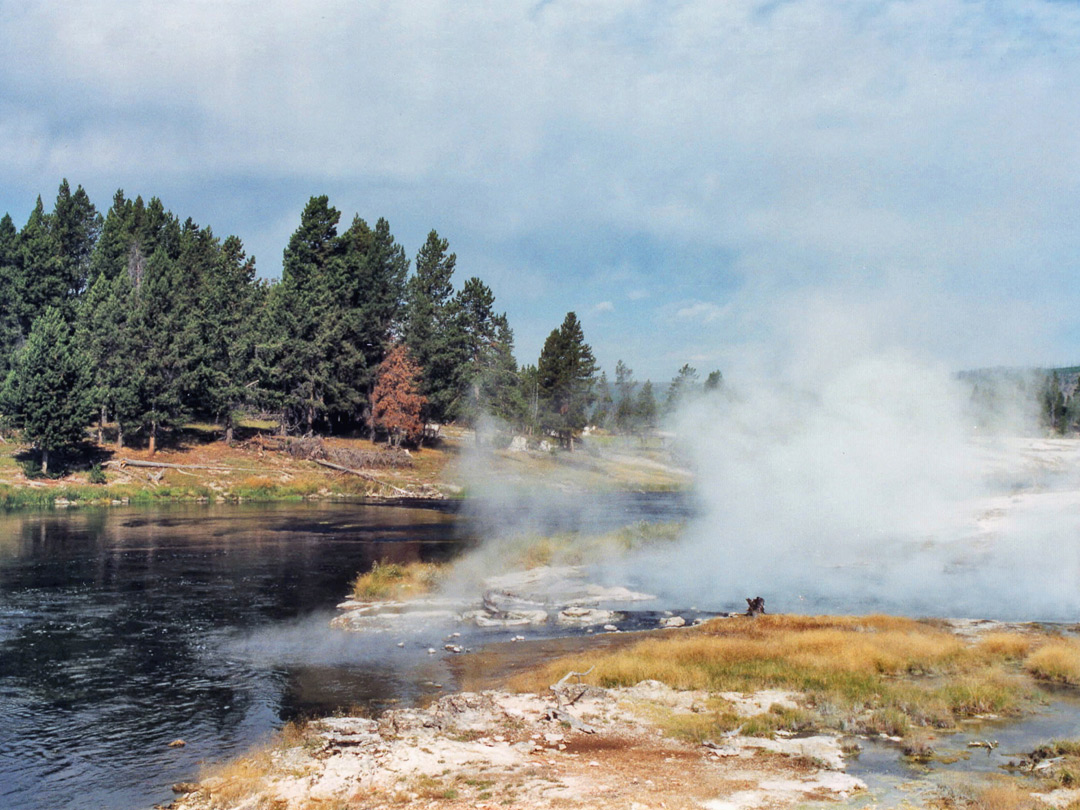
(372, 343, 426, 446)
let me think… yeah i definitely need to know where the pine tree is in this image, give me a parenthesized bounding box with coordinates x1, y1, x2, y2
(704, 370, 723, 391)
(51, 179, 100, 300)
(635, 380, 658, 433)
(481, 315, 526, 427)
(614, 360, 636, 432)
(592, 371, 613, 429)
(450, 278, 523, 429)
(202, 235, 260, 442)
(404, 230, 457, 422)
(665, 364, 700, 413)
(263, 196, 342, 434)
(4, 308, 93, 474)
(536, 312, 597, 450)
(0, 214, 21, 374)
(126, 249, 194, 453)
(335, 215, 408, 432)
(13, 197, 63, 336)
(1042, 371, 1067, 435)
(90, 190, 136, 281)
(519, 363, 540, 435)
(77, 271, 128, 444)
(372, 343, 426, 446)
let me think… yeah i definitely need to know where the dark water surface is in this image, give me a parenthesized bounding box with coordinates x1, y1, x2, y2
(0, 501, 464, 810)
(0, 494, 687, 810)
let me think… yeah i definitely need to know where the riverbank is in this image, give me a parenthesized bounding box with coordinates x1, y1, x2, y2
(162, 615, 1080, 810)
(0, 425, 691, 510)
(166, 668, 864, 810)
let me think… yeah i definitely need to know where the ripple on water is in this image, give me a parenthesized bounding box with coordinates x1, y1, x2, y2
(0, 498, 684, 810)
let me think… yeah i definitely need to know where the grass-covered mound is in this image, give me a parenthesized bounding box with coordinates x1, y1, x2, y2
(509, 615, 1078, 740)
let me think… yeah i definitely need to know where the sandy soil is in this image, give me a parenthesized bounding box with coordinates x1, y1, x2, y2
(165, 681, 863, 810)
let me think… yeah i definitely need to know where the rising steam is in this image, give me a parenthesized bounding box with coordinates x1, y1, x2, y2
(634, 323, 1080, 622)
(457, 290, 1080, 621)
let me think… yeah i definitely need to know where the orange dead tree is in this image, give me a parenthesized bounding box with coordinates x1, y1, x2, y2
(372, 343, 427, 446)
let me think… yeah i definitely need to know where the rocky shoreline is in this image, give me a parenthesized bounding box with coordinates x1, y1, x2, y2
(163, 680, 863, 810)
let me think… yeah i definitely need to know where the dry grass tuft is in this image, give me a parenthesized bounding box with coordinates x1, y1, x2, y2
(971, 783, 1045, 810)
(1025, 640, 1080, 685)
(197, 747, 274, 808)
(350, 559, 443, 601)
(978, 632, 1039, 661)
(508, 614, 1038, 741)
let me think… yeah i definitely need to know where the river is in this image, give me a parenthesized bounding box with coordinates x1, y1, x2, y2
(0, 495, 687, 810)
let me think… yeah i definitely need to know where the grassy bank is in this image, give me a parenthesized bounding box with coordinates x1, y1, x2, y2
(0, 424, 447, 508)
(507, 615, 1078, 741)
(0, 424, 690, 510)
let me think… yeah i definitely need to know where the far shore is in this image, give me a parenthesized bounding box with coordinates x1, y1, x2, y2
(0, 423, 692, 511)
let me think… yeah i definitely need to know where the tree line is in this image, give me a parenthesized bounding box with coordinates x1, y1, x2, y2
(0, 180, 721, 472)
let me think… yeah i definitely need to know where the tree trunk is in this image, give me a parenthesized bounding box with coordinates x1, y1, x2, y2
(117, 425, 124, 451)
(366, 381, 376, 437)
(98, 405, 106, 445)
(224, 410, 234, 444)
(41, 447, 49, 476)
(149, 422, 157, 455)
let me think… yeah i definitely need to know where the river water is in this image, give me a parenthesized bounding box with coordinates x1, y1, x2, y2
(0, 495, 687, 810)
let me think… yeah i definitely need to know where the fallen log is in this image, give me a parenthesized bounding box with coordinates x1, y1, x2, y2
(311, 458, 411, 496)
(543, 707, 597, 734)
(544, 665, 598, 733)
(106, 458, 235, 472)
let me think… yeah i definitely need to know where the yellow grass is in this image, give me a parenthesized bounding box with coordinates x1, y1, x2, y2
(350, 559, 444, 601)
(507, 614, 1035, 740)
(969, 782, 1045, 810)
(1025, 639, 1080, 685)
(197, 747, 275, 808)
(978, 632, 1039, 661)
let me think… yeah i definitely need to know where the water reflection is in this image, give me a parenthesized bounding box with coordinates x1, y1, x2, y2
(0, 501, 460, 810)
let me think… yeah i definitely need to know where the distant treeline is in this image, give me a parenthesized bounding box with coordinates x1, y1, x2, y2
(0, 180, 720, 471)
(960, 366, 1080, 434)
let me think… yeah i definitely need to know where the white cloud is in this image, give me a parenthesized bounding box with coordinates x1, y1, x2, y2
(2, 0, 1080, 371)
(592, 301, 615, 314)
(674, 301, 725, 323)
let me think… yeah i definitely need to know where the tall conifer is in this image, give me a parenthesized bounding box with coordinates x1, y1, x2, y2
(4, 308, 92, 473)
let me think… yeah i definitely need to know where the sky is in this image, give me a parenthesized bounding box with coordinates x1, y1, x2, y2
(2, 0, 1080, 383)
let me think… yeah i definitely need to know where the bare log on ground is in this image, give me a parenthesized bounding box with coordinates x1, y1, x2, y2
(311, 458, 411, 496)
(106, 458, 238, 472)
(543, 706, 597, 734)
(544, 666, 597, 733)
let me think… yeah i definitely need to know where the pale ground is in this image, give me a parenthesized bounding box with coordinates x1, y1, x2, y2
(166, 681, 863, 810)
(164, 436, 1080, 810)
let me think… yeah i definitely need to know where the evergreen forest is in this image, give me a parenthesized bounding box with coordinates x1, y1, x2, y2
(0, 181, 719, 472)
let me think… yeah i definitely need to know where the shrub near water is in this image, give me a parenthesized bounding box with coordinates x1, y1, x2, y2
(351, 559, 443, 600)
